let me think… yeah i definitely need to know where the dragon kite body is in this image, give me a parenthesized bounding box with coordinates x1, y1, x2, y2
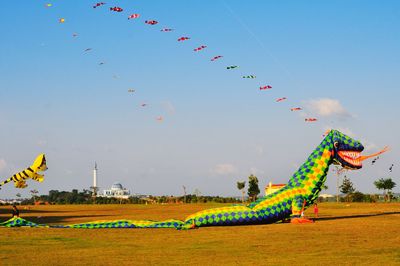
(0, 154, 47, 190)
(1, 131, 388, 229)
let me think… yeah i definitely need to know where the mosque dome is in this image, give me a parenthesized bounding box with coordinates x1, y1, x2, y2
(111, 183, 123, 190)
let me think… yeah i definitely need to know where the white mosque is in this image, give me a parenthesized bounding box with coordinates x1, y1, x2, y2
(101, 183, 131, 199)
(92, 163, 131, 199)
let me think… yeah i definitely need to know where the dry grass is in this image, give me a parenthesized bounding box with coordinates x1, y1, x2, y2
(0, 203, 399, 265)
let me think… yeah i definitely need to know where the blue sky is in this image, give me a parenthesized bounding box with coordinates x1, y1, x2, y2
(0, 0, 399, 198)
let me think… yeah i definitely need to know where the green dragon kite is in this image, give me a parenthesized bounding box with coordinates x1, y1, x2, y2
(0, 130, 388, 229)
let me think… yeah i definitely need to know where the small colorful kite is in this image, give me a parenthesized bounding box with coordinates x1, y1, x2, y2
(276, 97, 287, 102)
(226, 66, 238, 69)
(156, 116, 163, 121)
(45, 3, 52, 8)
(59, 18, 65, 23)
(260, 85, 272, 90)
(290, 107, 302, 111)
(178, 37, 190, 41)
(194, 45, 207, 52)
(211, 56, 223, 61)
(145, 20, 158, 25)
(161, 28, 174, 32)
(93, 2, 106, 8)
(110, 7, 123, 12)
(305, 118, 317, 122)
(242, 75, 256, 79)
(128, 14, 140, 19)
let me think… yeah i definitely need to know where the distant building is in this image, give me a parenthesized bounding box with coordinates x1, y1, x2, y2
(265, 182, 286, 196)
(319, 193, 334, 199)
(101, 183, 131, 199)
(91, 162, 99, 196)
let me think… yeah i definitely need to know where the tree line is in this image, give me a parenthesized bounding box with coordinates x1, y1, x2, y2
(13, 189, 241, 205)
(6, 174, 398, 205)
(236, 174, 398, 203)
(340, 176, 397, 202)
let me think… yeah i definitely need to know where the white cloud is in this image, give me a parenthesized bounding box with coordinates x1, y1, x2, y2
(305, 98, 352, 118)
(0, 159, 7, 172)
(211, 163, 237, 175)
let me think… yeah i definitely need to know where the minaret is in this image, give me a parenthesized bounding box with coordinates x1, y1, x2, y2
(90, 162, 99, 197)
(93, 162, 98, 188)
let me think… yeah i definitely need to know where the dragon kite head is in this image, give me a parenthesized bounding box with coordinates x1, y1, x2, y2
(328, 130, 389, 170)
(31, 154, 48, 172)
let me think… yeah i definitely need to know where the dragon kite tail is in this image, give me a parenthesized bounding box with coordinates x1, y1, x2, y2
(0, 154, 47, 190)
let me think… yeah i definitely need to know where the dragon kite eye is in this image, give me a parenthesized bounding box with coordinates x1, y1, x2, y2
(334, 142, 339, 148)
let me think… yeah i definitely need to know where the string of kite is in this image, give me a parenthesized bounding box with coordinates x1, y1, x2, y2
(46, 2, 321, 124)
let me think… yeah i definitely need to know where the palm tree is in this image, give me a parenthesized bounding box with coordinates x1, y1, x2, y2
(30, 189, 39, 204)
(15, 193, 21, 204)
(237, 181, 246, 203)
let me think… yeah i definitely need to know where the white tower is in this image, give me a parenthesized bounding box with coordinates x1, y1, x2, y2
(93, 162, 98, 188)
(91, 162, 99, 197)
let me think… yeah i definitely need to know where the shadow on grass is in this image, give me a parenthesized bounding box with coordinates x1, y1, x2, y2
(0, 209, 72, 215)
(315, 211, 400, 222)
(0, 214, 115, 224)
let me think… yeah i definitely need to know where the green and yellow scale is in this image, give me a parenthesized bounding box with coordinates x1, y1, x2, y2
(0, 130, 367, 229)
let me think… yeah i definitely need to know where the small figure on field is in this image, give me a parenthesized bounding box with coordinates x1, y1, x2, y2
(11, 204, 19, 218)
(313, 203, 319, 218)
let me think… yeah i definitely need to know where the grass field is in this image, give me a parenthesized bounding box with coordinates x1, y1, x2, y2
(1, 203, 399, 265)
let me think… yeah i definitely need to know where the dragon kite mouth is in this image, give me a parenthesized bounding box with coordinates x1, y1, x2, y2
(338, 151, 362, 167)
(336, 146, 389, 169)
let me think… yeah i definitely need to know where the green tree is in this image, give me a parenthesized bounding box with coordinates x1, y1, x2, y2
(339, 176, 355, 202)
(247, 174, 260, 201)
(374, 178, 397, 202)
(237, 181, 246, 203)
(351, 191, 365, 202)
